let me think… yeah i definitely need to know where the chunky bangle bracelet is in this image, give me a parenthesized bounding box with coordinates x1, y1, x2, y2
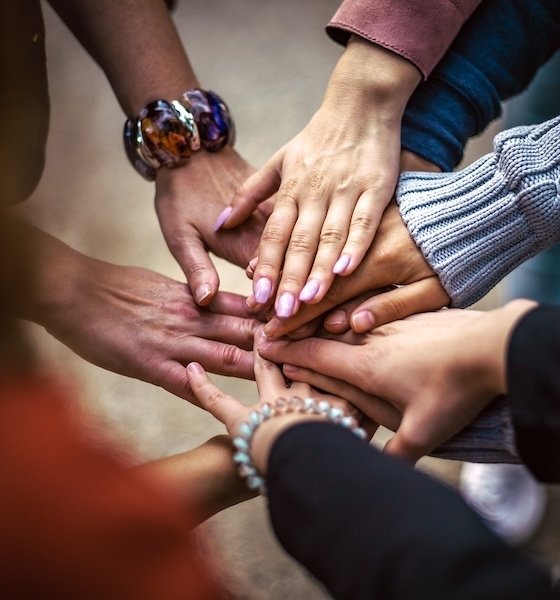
(182, 89, 235, 152)
(123, 89, 234, 181)
(232, 396, 367, 496)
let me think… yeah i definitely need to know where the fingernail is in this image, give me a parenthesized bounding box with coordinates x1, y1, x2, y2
(213, 206, 233, 231)
(264, 318, 281, 338)
(195, 283, 213, 304)
(254, 278, 272, 304)
(187, 362, 204, 375)
(246, 294, 257, 309)
(283, 364, 298, 374)
(299, 279, 320, 302)
(248, 256, 258, 271)
(276, 292, 295, 318)
(352, 310, 375, 332)
(333, 254, 351, 275)
(324, 310, 347, 327)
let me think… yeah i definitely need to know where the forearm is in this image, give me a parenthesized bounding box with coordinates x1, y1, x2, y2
(402, 0, 560, 170)
(47, 0, 198, 115)
(323, 35, 420, 119)
(397, 116, 560, 307)
(266, 422, 555, 599)
(138, 436, 255, 526)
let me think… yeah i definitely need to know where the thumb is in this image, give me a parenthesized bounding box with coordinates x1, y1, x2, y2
(186, 362, 244, 433)
(350, 277, 449, 332)
(220, 150, 283, 229)
(383, 418, 427, 465)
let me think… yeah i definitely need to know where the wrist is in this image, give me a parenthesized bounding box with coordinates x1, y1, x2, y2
(232, 397, 366, 495)
(325, 35, 421, 119)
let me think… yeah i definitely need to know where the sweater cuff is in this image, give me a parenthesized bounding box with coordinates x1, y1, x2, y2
(397, 118, 560, 307)
(326, 0, 482, 79)
(402, 52, 502, 171)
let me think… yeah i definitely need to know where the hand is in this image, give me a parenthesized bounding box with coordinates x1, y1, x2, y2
(220, 38, 421, 318)
(186, 329, 373, 475)
(29, 230, 260, 402)
(263, 201, 449, 338)
(155, 148, 272, 305)
(259, 300, 537, 462)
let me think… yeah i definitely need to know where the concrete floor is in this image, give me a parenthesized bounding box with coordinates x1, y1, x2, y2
(22, 1, 559, 597)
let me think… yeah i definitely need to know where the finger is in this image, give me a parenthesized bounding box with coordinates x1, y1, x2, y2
(350, 277, 450, 332)
(334, 189, 386, 277)
(252, 196, 298, 306)
(186, 362, 244, 429)
(322, 291, 385, 333)
(155, 210, 220, 307)
(155, 360, 196, 403)
(178, 337, 255, 380)
(219, 152, 283, 229)
(257, 335, 359, 386)
(198, 312, 259, 351)
(245, 256, 258, 280)
(384, 413, 433, 464)
(286, 316, 323, 340)
(275, 204, 325, 317)
(209, 291, 260, 319)
(253, 329, 291, 399)
(283, 363, 401, 431)
(300, 199, 352, 304)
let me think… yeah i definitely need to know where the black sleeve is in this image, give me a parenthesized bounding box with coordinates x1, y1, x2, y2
(267, 422, 556, 600)
(508, 304, 560, 483)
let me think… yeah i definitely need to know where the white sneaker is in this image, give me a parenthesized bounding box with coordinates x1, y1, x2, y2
(459, 463, 546, 545)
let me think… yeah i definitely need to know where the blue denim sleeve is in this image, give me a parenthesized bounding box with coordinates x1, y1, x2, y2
(401, 0, 560, 171)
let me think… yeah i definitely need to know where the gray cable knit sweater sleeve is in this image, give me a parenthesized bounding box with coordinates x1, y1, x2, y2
(396, 116, 560, 308)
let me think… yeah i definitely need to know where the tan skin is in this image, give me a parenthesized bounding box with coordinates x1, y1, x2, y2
(258, 300, 537, 463)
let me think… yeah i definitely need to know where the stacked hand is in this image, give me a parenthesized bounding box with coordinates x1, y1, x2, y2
(258, 300, 536, 463)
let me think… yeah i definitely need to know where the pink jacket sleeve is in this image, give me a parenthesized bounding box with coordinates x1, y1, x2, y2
(326, 0, 484, 79)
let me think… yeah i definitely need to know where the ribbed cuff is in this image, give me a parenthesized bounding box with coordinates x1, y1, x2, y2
(397, 117, 560, 307)
(430, 396, 518, 464)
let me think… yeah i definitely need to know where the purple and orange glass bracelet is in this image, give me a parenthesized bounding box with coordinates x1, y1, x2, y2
(123, 89, 235, 181)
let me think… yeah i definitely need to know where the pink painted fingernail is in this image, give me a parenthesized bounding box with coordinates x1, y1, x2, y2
(299, 279, 320, 302)
(213, 206, 233, 231)
(276, 292, 295, 318)
(187, 362, 204, 376)
(254, 277, 272, 304)
(333, 254, 351, 275)
(352, 310, 375, 332)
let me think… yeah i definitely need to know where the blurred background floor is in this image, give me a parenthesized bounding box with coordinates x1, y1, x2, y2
(22, 1, 559, 597)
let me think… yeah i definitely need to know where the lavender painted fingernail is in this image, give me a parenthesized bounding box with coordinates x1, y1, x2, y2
(299, 279, 320, 302)
(254, 278, 272, 304)
(213, 206, 233, 231)
(276, 292, 295, 318)
(333, 254, 351, 275)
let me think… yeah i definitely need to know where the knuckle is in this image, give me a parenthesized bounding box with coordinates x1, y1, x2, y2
(220, 344, 244, 368)
(319, 227, 344, 246)
(261, 220, 290, 246)
(350, 213, 376, 233)
(288, 231, 315, 254)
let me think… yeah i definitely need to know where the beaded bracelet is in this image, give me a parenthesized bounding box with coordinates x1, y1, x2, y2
(232, 396, 367, 496)
(123, 89, 234, 181)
